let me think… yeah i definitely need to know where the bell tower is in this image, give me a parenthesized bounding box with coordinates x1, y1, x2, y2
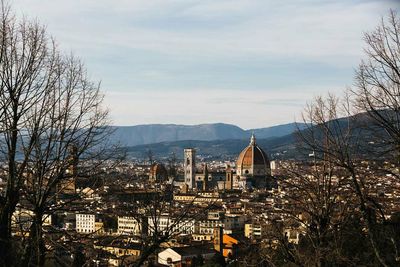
(202, 163, 209, 191)
(184, 148, 196, 189)
(226, 165, 233, 190)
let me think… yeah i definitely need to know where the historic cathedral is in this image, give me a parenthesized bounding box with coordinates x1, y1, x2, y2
(183, 134, 273, 191)
(235, 134, 271, 189)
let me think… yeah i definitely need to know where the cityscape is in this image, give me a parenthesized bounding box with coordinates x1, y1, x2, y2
(1, 1, 400, 267)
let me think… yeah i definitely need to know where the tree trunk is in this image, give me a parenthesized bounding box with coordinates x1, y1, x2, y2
(21, 213, 45, 267)
(0, 205, 13, 266)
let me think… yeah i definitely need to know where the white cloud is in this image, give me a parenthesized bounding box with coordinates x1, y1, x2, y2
(11, 0, 400, 127)
(13, 0, 395, 63)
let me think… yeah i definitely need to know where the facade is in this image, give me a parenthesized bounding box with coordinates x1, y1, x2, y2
(148, 214, 195, 236)
(198, 211, 244, 236)
(76, 213, 103, 234)
(244, 220, 269, 239)
(199, 211, 224, 236)
(224, 214, 245, 231)
(196, 170, 226, 191)
(118, 216, 141, 236)
(94, 237, 141, 265)
(245, 223, 261, 239)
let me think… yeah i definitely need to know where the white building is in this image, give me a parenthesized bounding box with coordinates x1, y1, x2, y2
(148, 214, 195, 236)
(76, 213, 103, 234)
(199, 211, 224, 236)
(118, 216, 141, 236)
(245, 223, 264, 238)
(198, 211, 245, 237)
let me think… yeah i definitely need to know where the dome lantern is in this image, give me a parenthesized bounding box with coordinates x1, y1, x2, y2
(250, 133, 256, 145)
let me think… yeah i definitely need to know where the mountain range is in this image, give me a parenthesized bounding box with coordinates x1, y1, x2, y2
(112, 112, 387, 160)
(123, 134, 298, 160)
(110, 122, 306, 147)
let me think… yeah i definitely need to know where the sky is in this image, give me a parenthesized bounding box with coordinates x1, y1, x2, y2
(12, 0, 400, 129)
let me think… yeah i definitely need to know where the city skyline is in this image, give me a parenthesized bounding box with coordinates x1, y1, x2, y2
(13, 0, 399, 129)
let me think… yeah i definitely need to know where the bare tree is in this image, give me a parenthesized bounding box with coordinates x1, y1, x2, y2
(282, 11, 400, 265)
(352, 9, 400, 266)
(0, 4, 57, 264)
(354, 9, 400, 164)
(278, 161, 355, 266)
(295, 93, 399, 266)
(0, 2, 111, 266)
(19, 54, 111, 266)
(261, 95, 365, 265)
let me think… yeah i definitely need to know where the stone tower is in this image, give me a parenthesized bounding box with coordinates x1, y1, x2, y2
(59, 145, 77, 195)
(184, 148, 196, 189)
(226, 165, 233, 190)
(202, 163, 209, 191)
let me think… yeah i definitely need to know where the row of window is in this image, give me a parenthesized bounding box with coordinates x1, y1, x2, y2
(77, 228, 95, 233)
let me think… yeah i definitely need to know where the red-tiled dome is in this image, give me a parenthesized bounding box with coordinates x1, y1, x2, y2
(236, 134, 270, 177)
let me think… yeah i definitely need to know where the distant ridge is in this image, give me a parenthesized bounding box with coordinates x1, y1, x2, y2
(112, 111, 392, 160)
(249, 123, 307, 139)
(124, 135, 297, 160)
(109, 122, 306, 147)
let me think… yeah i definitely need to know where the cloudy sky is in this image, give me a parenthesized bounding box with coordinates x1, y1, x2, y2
(12, 0, 400, 129)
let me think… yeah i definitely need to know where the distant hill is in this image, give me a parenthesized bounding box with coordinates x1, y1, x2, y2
(124, 134, 297, 161)
(109, 122, 306, 147)
(121, 112, 390, 161)
(249, 123, 307, 139)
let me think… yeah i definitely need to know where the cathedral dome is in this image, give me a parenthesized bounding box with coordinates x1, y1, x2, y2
(236, 134, 270, 177)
